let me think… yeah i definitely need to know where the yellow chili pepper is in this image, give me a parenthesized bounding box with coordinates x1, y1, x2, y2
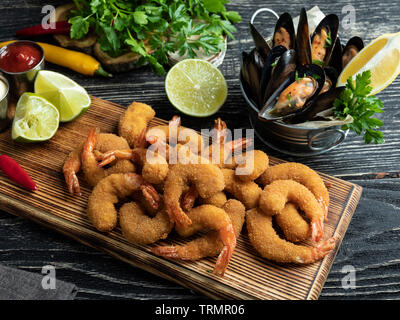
(0, 40, 112, 77)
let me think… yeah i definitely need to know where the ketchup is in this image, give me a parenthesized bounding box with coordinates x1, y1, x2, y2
(0, 42, 42, 73)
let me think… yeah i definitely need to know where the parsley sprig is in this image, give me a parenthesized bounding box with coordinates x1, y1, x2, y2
(333, 70, 385, 144)
(68, 0, 241, 74)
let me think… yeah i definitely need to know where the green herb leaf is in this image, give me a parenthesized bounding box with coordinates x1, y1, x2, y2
(69, 16, 89, 39)
(333, 70, 385, 144)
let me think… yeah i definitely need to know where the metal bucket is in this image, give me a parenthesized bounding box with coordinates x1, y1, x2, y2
(240, 77, 347, 157)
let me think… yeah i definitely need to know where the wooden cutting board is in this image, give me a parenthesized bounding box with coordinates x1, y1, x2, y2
(0, 96, 362, 300)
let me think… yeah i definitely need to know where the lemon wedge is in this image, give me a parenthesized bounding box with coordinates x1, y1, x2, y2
(337, 31, 400, 95)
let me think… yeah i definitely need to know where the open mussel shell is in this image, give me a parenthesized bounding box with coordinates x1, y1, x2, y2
(263, 49, 297, 103)
(290, 86, 345, 123)
(296, 8, 312, 66)
(311, 14, 339, 66)
(272, 12, 296, 50)
(320, 66, 338, 94)
(259, 45, 287, 107)
(249, 23, 271, 60)
(258, 64, 326, 121)
(328, 37, 343, 74)
(342, 36, 364, 69)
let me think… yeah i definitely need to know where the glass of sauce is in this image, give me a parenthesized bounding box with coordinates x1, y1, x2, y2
(0, 40, 44, 131)
(0, 74, 10, 132)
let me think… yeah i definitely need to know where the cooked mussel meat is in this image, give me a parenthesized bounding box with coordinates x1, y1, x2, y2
(311, 14, 339, 66)
(273, 13, 296, 50)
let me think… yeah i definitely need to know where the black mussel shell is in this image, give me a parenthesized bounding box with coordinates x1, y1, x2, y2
(272, 12, 296, 50)
(310, 14, 339, 66)
(249, 22, 271, 60)
(258, 64, 326, 121)
(342, 36, 364, 69)
(289, 86, 345, 123)
(263, 49, 297, 103)
(296, 8, 312, 66)
(241, 51, 262, 107)
(320, 66, 338, 94)
(259, 45, 287, 107)
(328, 37, 343, 74)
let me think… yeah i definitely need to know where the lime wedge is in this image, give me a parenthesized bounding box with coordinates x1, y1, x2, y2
(34, 70, 91, 122)
(12, 93, 60, 143)
(165, 59, 228, 117)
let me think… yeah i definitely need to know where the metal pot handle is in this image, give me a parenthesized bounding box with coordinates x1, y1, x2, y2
(307, 129, 347, 151)
(251, 8, 279, 24)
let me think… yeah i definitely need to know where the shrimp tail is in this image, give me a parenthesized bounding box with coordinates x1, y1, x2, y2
(141, 182, 161, 210)
(311, 217, 324, 242)
(64, 170, 81, 195)
(152, 246, 183, 259)
(167, 202, 192, 227)
(307, 237, 336, 263)
(213, 223, 237, 276)
(181, 185, 199, 211)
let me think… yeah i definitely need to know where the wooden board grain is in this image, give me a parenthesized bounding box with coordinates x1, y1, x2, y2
(0, 96, 362, 300)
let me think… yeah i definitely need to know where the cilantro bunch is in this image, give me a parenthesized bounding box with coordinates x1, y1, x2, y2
(69, 0, 241, 74)
(333, 70, 385, 144)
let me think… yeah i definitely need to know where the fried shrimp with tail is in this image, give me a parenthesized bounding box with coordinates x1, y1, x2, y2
(234, 150, 269, 182)
(63, 130, 135, 195)
(87, 173, 160, 232)
(246, 208, 336, 264)
(257, 162, 330, 218)
(119, 202, 173, 245)
(259, 180, 325, 242)
(97, 129, 169, 185)
(118, 101, 155, 148)
(152, 200, 244, 276)
(81, 128, 136, 188)
(163, 163, 225, 227)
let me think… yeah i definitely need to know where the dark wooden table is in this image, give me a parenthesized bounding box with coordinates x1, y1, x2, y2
(0, 0, 399, 300)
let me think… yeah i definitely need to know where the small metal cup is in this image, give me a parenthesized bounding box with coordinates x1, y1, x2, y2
(0, 40, 44, 131)
(0, 40, 45, 100)
(0, 74, 10, 132)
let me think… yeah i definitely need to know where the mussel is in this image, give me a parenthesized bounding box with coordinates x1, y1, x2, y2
(249, 23, 271, 60)
(272, 13, 296, 50)
(296, 8, 312, 66)
(311, 14, 339, 66)
(263, 49, 297, 102)
(258, 64, 326, 121)
(319, 66, 338, 95)
(259, 45, 287, 107)
(241, 50, 262, 107)
(342, 36, 364, 69)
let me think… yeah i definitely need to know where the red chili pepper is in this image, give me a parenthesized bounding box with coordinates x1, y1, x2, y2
(16, 21, 71, 37)
(0, 155, 37, 191)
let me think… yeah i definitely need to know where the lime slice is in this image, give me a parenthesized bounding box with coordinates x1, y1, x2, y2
(165, 59, 228, 117)
(34, 70, 91, 122)
(337, 32, 400, 95)
(12, 93, 60, 143)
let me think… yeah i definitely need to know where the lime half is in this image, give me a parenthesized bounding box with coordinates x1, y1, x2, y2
(34, 70, 91, 122)
(12, 93, 60, 143)
(165, 59, 228, 117)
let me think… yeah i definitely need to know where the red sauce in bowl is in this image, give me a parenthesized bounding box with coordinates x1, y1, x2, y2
(0, 42, 42, 73)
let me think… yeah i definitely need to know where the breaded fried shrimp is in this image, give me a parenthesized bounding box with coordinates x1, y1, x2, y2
(164, 163, 225, 227)
(81, 128, 135, 187)
(235, 150, 269, 182)
(120, 202, 173, 245)
(87, 173, 160, 232)
(118, 101, 155, 148)
(258, 162, 329, 218)
(246, 208, 336, 264)
(275, 203, 310, 243)
(152, 200, 244, 276)
(222, 168, 262, 209)
(259, 180, 325, 242)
